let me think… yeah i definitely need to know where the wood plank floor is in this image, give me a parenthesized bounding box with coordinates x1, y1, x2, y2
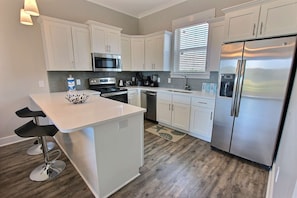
(0, 121, 268, 198)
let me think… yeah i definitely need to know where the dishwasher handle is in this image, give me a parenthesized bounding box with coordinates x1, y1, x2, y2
(145, 91, 157, 96)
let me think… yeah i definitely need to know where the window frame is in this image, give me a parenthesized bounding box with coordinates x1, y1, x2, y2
(173, 22, 209, 74)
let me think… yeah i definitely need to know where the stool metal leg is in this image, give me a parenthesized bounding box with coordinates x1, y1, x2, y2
(26, 140, 55, 155)
(29, 136, 66, 182)
(27, 117, 56, 155)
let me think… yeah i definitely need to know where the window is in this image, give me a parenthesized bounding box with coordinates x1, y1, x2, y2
(173, 23, 209, 73)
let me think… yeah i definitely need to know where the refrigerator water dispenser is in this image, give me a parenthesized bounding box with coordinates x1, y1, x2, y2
(219, 74, 235, 97)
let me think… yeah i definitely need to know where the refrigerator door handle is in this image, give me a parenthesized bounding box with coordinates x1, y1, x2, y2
(235, 59, 246, 117)
(231, 60, 242, 116)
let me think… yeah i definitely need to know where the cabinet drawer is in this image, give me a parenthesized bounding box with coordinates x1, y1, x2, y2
(172, 94, 191, 105)
(191, 97, 215, 108)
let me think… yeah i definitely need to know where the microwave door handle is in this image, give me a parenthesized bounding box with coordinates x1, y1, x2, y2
(235, 59, 246, 117)
(231, 60, 242, 117)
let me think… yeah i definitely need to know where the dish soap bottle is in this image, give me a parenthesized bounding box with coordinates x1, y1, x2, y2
(67, 75, 76, 91)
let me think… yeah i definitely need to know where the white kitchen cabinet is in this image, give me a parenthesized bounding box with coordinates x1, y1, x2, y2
(39, 16, 92, 71)
(87, 20, 122, 54)
(189, 97, 215, 142)
(131, 37, 145, 71)
(206, 17, 225, 71)
(145, 31, 171, 71)
(157, 92, 191, 131)
(128, 89, 140, 107)
(121, 35, 132, 71)
(223, 0, 297, 42)
(258, 0, 297, 38)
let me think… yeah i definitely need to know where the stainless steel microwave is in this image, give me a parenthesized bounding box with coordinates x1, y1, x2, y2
(91, 53, 121, 72)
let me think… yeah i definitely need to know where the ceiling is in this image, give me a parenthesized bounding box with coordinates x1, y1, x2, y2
(86, 0, 188, 19)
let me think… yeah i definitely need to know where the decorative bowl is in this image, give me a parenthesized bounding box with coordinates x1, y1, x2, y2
(65, 91, 89, 104)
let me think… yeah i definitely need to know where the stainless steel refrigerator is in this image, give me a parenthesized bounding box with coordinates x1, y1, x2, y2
(211, 36, 297, 167)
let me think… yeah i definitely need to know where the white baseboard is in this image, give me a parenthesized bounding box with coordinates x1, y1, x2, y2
(0, 135, 34, 147)
(266, 162, 276, 198)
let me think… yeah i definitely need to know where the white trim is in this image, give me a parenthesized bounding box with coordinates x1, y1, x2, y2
(170, 72, 211, 79)
(0, 135, 34, 147)
(266, 162, 276, 198)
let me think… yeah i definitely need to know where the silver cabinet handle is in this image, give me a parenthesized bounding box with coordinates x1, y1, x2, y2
(252, 24, 256, 36)
(260, 22, 263, 35)
(169, 104, 171, 111)
(210, 112, 213, 121)
(198, 102, 207, 104)
(171, 104, 174, 111)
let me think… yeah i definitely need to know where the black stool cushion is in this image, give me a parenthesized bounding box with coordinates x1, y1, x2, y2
(15, 121, 58, 138)
(16, 107, 46, 118)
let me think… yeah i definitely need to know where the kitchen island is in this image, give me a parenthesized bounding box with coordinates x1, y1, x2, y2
(30, 92, 146, 198)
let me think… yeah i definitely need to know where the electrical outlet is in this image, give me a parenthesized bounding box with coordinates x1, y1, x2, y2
(76, 79, 81, 86)
(168, 78, 171, 83)
(38, 80, 45, 88)
(157, 77, 161, 83)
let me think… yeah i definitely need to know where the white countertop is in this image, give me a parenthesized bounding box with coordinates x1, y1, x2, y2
(30, 91, 146, 133)
(126, 86, 216, 99)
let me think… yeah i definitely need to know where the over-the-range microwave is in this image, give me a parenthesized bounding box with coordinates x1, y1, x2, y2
(91, 53, 121, 72)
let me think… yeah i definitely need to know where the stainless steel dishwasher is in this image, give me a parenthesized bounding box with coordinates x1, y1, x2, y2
(141, 90, 157, 121)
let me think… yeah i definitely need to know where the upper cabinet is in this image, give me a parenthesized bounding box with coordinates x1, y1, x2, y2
(131, 37, 145, 71)
(206, 17, 225, 71)
(145, 31, 171, 71)
(121, 35, 132, 71)
(39, 16, 92, 71)
(223, 0, 297, 42)
(121, 31, 172, 72)
(86, 20, 122, 54)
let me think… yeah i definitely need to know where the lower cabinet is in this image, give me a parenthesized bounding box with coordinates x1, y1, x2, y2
(189, 97, 215, 142)
(128, 89, 140, 107)
(157, 92, 191, 131)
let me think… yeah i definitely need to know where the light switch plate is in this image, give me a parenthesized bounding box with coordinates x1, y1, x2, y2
(168, 78, 171, 83)
(76, 79, 81, 85)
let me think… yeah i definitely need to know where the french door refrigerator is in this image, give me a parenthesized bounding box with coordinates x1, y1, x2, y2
(211, 36, 297, 167)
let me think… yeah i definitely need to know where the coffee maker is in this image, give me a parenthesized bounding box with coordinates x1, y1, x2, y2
(150, 74, 159, 87)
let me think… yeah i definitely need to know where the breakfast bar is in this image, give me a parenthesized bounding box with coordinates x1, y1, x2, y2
(30, 92, 146, 198)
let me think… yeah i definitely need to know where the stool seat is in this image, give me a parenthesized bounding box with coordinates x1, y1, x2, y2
(15, 120, 58, 138)
(16, 107, 46, 118)
(15, 107, 55, 156)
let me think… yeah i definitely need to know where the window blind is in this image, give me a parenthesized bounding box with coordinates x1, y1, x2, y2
(174, 23, 209, 72)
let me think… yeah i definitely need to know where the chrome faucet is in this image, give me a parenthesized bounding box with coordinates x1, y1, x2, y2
(184, 76, 191, 90)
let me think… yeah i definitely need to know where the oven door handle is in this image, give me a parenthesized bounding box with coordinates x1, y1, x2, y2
(101, 91, 128, 97)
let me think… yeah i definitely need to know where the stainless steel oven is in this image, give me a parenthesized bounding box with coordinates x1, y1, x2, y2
(91, 53, 121, 72)
(89, 77, 128, 103)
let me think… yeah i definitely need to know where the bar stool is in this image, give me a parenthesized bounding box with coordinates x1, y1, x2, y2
(15, 120, 66, 181)
(15, 107, 55, 155)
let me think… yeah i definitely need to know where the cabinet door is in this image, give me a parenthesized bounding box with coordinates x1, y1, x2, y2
(157, 92, 172, 125)
(131, 38, 145, 71)
(43, 21, 74, 70)
(146, 35, 164, 71)
(207, 20, 224, 71)
(72, 26, 92, 71)
(258, 0, 297, 38)
(128, 90, 140, 106)
(224, 6, 260, 42)
(90, 26, 107, 53)
(121, 36, 131, 71)
(171, 94, 191, 131)
(107, 31, 121, 54)
(171, 102, 190, 131)
(190, 106, 213, 142)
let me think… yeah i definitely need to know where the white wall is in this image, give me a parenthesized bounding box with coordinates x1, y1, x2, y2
(271, 71, 297, 197)
(0, 0, 138, 141)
